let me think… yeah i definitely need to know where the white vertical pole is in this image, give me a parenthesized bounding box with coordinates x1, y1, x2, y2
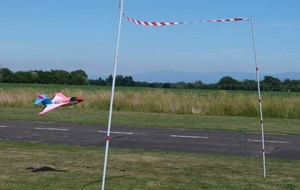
(250, 17, 266, 178)
(101, 0, 124, 189)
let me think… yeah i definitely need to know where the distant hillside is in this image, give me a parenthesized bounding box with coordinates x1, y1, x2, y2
(131, 71, 300, 84)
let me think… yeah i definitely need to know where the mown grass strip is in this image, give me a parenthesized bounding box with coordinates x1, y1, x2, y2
(0, 141, 299, 190)
(1, 108, 299, 135)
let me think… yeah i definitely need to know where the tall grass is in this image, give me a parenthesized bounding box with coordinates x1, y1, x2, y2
(0, 83, 299, 119)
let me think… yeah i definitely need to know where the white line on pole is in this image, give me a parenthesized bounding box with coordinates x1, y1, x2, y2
(0, 126, 7, 128)
(170, 135, 209, 139)
(101, 0, 124, 189)
(247, 139, 290, 144)
(98, 131, 133, 135)
(35, 127, 69, 131)
(251, 17, 266, 178)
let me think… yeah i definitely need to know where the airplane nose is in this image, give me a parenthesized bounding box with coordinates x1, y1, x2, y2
(75, 97, 84, 102)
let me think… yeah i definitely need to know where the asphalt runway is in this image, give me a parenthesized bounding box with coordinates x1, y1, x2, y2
(0, 120, 299, 160)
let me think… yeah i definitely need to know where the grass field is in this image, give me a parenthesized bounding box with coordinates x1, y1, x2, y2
(1, 83, 299, 119)
(1, 83, 299, 189)
(1, 141, 299, 190)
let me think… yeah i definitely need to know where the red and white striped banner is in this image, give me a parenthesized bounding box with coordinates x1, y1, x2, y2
(119, 2, 251, 26)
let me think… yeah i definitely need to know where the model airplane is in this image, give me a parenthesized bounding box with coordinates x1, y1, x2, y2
(34, 92, 84, 115)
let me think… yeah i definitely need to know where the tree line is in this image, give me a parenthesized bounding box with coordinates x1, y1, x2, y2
(1, 68, 299, 92)
(90, 74, 300, 92)
(0, 68, 88, 85)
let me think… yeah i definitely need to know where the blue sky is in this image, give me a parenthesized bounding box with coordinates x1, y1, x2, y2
(0, 0, 299, 79)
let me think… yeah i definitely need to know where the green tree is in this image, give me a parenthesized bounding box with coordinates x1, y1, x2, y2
(282, 79, 300, 92)
(30, 71, 39, 83)
(0, 68, 14, 82)
(193, 80, 204, 89)
(106, 75, 113, 86)
(175, 82, 187, 89)
(89, 77, 106, 86)
(148, 82, 163, 88)
(121, 76, 134, 86)
(217, 76, 241, 90)
(69, 70, 88, 85)
(36, 70, 52, 84)
(162, 83, 171, 88)
(13, 71, 33, 83)
(115, 75, 124, 86)
(241, 79, 257, 91)
(134, 81, 149, 87)
(261, 76, 282, 91)
(50, 70, 70, 84)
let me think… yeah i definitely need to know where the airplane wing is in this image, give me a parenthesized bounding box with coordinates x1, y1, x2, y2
(52, 92, 69, 103)
(39, 102, 69, 115)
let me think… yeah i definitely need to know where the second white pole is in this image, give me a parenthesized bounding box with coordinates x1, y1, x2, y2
(101, 0, 124, 189)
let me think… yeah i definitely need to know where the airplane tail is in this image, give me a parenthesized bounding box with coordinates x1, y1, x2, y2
(34, 94, 52, 105)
